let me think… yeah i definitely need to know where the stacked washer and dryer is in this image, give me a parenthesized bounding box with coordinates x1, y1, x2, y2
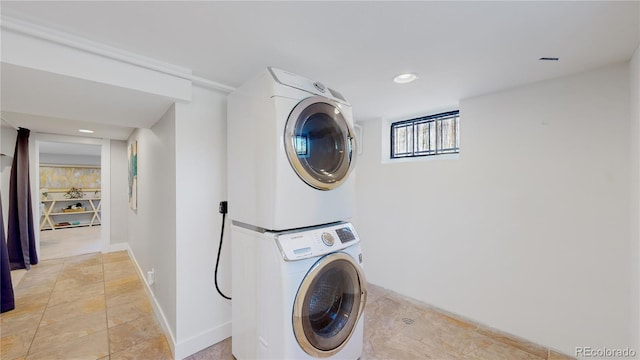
(227, 68, 367, 359)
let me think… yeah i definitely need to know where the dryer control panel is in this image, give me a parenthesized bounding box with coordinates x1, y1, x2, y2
(275, 222, 360, 261)
(268, 67, 349, 106)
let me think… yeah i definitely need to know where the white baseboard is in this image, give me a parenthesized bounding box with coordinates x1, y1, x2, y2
(106, 242, 130, 253)
(174, 321, 231, 359)
(126, 247, 178, 359)
(113, 244, 230, 359)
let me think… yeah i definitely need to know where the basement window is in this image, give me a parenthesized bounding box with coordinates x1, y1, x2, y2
(390, 110, 460, 159)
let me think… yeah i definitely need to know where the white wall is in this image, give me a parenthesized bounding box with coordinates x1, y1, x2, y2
(127, 107, 178, 344)
(126, 87, 230, 359)
(630, 44, 640, 356)
(354, 63, 633, 355)
(173, 86, 230, 358)
(109, 140, 129, 246)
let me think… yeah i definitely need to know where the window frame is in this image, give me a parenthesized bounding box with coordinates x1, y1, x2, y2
(390, 110, 460, 159)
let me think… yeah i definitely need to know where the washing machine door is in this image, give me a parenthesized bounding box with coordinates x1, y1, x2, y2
(284, 96, 357, 191)
(292, 252, 367, 358)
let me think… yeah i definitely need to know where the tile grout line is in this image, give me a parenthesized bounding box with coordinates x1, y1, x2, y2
(102, 253, 111, 359)
(23, 258, 65, 359)
(27, 254, 107, 359)
(458, 322, 481, 357)
(103, 253, 155, 358)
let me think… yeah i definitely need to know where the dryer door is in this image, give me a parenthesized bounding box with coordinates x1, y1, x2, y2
(292, 252, 367, 358)
(284, 96, 357, 191)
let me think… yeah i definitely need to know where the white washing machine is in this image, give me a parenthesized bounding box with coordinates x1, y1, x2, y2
(232, 222, 367, 359)
(227, 68, 357, 232)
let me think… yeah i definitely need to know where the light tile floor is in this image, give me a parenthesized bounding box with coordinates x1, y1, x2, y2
(1, 251, 172, 360)
(39, 226, 102, 260)
(2, 251, 575, 360)
(188, 286, 575, 360)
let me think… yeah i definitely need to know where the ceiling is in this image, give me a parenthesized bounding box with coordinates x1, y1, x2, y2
(39, 141, 101, 157)
(1, 1, 638, 140)
(1, 62, 173, 139)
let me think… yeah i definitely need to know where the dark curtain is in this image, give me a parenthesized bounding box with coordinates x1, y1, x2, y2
(7, 128, 38, 270)
(1, 194, 15, 313)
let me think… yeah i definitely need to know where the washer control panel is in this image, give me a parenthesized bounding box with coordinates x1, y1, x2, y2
(275, 222, 360, 261)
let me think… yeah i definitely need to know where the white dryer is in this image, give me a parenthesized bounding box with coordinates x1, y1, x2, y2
(227, 68, 357, 231)
(232, 222, 367, 359)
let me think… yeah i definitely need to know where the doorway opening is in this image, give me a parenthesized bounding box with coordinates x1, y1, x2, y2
(37, 140, 103, 260)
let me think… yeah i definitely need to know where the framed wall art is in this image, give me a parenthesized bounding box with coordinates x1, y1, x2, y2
(128, 140, 137, 210)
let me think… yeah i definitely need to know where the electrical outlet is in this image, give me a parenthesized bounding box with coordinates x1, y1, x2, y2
(219, 201, 228, 214)
(147, 268, 155, 285)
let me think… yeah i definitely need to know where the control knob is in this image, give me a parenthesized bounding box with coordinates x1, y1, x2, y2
(313, 81, 326, 93)
(321, 232, 335, 247)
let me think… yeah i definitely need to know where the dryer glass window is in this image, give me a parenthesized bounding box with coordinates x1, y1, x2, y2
(294, 256, 364, 356)
(285, 97, 356, 191)
(298, 108, 344, 172)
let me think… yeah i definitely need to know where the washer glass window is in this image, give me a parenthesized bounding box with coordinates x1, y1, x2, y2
(285, 97, 356, 191)
(293, 254, 366, 357)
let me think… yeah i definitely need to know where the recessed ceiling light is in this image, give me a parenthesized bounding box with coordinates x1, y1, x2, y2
(78, 129, 94, 134)
(393, 73, 418, 84)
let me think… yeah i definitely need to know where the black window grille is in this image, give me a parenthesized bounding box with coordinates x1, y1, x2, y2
(391, 110, 459, 158)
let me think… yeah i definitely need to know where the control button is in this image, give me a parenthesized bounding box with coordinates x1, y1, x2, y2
(313, 81, 326, 93)
(321, 232, 334, 246)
